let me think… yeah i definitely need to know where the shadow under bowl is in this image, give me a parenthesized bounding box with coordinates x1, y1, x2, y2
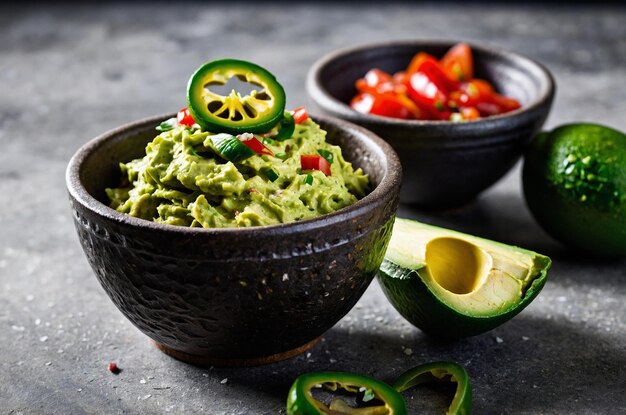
(65, 113, 401, 366)
(307, 40, 555, 208)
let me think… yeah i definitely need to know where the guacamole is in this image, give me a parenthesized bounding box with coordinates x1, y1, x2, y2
(106, 119, 369, 228)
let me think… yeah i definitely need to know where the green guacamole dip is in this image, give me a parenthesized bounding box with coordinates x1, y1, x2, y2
(106, 119, 369, 227)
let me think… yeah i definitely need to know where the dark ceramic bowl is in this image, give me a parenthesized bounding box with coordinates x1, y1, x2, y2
(307, 40, 555, 208)
(66, 113, 401, 366)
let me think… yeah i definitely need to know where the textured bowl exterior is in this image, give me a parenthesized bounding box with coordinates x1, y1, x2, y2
(307, 40, 555, 208)
(66, 114, 401, 362)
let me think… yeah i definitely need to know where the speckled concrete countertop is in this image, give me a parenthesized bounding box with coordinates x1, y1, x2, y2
(1, 3, 625, 414)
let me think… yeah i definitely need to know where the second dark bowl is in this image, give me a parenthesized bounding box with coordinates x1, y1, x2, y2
(307, 40, 555, 208)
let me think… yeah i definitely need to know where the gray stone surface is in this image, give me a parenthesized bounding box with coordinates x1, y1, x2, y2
(1, 3, 625, 414)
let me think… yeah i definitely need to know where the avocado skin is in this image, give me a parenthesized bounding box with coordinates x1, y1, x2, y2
(378, 258, 550, 339)
(523, 123, 626, 257)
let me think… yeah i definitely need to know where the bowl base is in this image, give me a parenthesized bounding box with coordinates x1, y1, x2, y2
(153, 337, 321, 367)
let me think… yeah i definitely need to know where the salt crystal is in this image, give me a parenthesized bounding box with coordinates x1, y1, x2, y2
(140, 379, 147, 384)
(403, 347, 413, 356)
(11, 325, 25, 332)
(40, 336, 48, 342)
(220, 378, 228, 384)
(522, 336, 529, 341)
(496, 337, 504, 344)
(26, 295, 34, 302)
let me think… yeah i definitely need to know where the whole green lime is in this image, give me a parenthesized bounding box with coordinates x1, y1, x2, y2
(523, 123, 626, 257)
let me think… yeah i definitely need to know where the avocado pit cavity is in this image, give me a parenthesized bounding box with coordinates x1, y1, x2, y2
(425, 237, 492, 295)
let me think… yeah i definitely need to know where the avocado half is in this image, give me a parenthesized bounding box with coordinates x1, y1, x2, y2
(378, 218, 551, 339)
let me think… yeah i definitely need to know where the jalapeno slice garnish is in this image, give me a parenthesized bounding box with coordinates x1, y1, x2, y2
(272, 111, 296, 141)
(287, 371, 407, 415)
(187, 59, 286, 134)
(208, 133, 255, 163)
(393, 362, 472, 415)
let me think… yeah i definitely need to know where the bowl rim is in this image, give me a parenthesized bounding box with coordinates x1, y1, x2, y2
(66, 112, 402, 237)
(306, 38, 556, 133)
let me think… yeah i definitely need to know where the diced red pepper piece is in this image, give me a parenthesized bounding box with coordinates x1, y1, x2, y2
(460, 107, 481, 120)
(392, 71, 408, 85)
(491, 93, 522, 112)
(459, 80, 521, 116)
(293, 106, 308, 124)
(351, 92, 418, 120)
(406, 52, 439, 76)
(177, 107, 195, 127)
(405, 58, 461, 119)
(440, 43, 474, 82)
(238, 134, 274, 156)
(419, 59, 460, 92)
(300, 154, 331, 176)
(356, 69, 395, 95)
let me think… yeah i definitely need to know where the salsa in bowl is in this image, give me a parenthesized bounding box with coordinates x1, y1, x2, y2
(307, 40, 555, 208)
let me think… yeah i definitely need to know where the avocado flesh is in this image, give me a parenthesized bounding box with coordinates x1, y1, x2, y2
(379, 219, 551, 337)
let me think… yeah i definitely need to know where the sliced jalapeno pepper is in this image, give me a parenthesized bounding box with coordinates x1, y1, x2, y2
(187, 59, 286, 134)
(393, 362, 472, 415)
(287, 371, 407, 415)
(208, 133, 255, 163)
(272, 112, 296, 141)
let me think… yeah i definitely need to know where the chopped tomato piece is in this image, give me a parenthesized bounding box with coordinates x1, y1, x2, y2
(300, 154, 331, 176)
(460, 107, 481, 120)
(238, 134, 274, 156)
(356, 69, 397, 96)
(406, 52, 438, 76)
(392, 71, 408, 85)
(177, 107, 195, 127)
(491, 93, 522, 112)
(292, 106, 308, 124)
(351, 92, 416, 119)
(405, 71, 449, 119)
(441, 43, 474, 81)
(417, 59, 460, 92)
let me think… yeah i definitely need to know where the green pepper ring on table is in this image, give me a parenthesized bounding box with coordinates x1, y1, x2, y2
(393, 361, 472, 415)
(186, 58, 286, 134)
(285, 361, 471, 414)
(286, 371, 407, 415)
